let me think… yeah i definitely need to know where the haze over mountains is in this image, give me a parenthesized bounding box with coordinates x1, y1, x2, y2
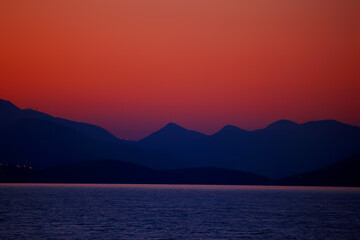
(0, 99, 360, 183)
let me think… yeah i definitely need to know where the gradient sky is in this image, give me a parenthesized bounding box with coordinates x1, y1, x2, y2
(1, 0, 359, 140)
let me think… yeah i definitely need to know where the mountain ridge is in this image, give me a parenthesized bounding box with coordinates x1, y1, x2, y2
(1, 98, 359, 179)
(0, 159, 270, 185)
(277, 154, 360, 187)
(0, 99, 183, 170)
(139, 120, 360, 178)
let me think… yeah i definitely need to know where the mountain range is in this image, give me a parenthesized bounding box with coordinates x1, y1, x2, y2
(1, 98, 360, 185)
(0, 99, 181, 170)
(139, 120, 360, 178)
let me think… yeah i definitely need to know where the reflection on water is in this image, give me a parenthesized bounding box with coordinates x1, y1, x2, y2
(1, 184, 360, 239)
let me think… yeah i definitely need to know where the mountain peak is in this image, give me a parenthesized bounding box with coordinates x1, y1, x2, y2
(218, 125, 248, 134)
(221, 125, 243, 131)
(266, 119, 298, 129)
(161, 122, 188, 132)
(0, 99, 20, 112)
(212, 124, 248, 137)
(304, 119, 346, 127)
(140, 122, 207, 142)
(165, 122, 183, 128)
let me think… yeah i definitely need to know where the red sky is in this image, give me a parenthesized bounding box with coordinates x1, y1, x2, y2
(1, 0, 359, 140)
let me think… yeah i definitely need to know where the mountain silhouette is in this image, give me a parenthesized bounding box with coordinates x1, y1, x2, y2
(265, 119, 299, 129)
(0, 99, 181, 170)
(1, 98, 360, 180)
(0, 99, 121, 144)
(277, 154, 360, 187)
(0, 159, 270, 185)
(139, 123, 209, 167)
(2, 155, 360, 186)
(140, 120, 360, 178)
(141, 122, 208, 146)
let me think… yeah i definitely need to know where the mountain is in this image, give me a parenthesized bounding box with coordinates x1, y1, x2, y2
(0, 160, 270, 185)
(139, 123, 209, 167)
(0, 99, 181, 170)
(0, 99, 121, 144)
(140, 120, 360, 178)
(46, 160, 156, 183)
(277, 154, 360, 187)
(140, 122, 208, 148)
(2, 155, 359, 186)
(158, 167, 270, 185)
(212, 125, 250, 139)
(2, 98, 360, 180)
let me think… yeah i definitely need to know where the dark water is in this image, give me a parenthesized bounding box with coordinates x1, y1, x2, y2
(0, 184, 360, 240)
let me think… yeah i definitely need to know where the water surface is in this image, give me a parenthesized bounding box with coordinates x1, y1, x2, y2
(1, 184, 359, 239)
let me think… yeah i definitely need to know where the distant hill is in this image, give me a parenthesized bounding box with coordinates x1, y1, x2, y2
(0, 160, 270, 185)
(2, 156, 360, 186)
(0, 99, 181, 170)
(277, 154, 360, 187)
(140, 120, 360, 178)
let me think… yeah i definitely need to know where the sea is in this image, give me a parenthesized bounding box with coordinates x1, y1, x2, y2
(0, 184, 359, 240)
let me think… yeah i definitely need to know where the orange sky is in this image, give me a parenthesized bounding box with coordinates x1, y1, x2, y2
(1, 0, 359, 140)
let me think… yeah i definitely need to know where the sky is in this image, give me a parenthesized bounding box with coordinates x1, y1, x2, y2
(0, 0, 359, 140)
